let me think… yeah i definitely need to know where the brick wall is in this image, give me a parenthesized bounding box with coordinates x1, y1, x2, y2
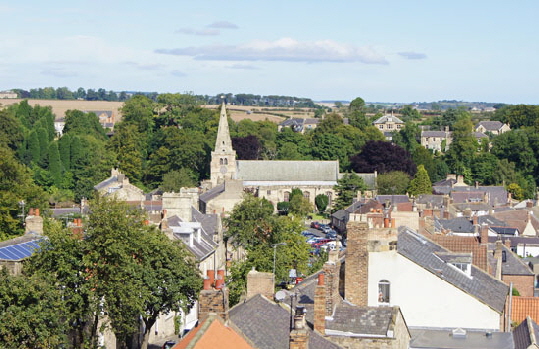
(503, 274, 535, 297)
(198, 287, 229, 323)
(246, 269, 274, 300)
(345, 221, 369, 306)
(323, 250, 341, 315)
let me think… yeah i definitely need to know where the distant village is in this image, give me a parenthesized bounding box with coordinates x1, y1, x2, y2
(2, 94, 539, 349)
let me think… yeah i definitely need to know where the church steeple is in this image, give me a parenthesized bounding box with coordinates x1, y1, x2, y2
(215, 102, 234, 153)
(210, 102, 237, 187)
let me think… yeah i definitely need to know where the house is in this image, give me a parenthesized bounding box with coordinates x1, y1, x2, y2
(346, 221, 509, 330)
(420, 128, 452, 152)
(278, 118, 320, 133)
(94, 168, 145, 201)
(54, 117, 65, 137)
(372, 114, 404, 132)
(330, 199, 383, 234)
(0, 209, 44, 275)
(0, 90, 17, 99)
(475, 121, 511, 135)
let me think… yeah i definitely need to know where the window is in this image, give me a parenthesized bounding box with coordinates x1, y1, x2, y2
(387, 124, 393, 129)
(396, 124, 401, 129)
(326, 191, 332, 206)
(378, 125, 384, 129)
(303, 191, 310, 200)
(267, 190, 272, 195)
(284, 191, 290, 202)
(378, 280, 390, 304)
(219, 158, 224, 165)
(451, 262, 471, 277)
(224, 158, 228, 165)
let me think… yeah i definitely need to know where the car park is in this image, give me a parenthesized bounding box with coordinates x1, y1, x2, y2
(310, 221, 321, 229)
(319, 224, 332, 233)
(326, 230, 337, 239)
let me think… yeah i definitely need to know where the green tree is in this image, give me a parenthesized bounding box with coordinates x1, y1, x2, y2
(0, 271, 67, 348)
(333, 173, 366, 211)
(315, 194, 329, 213)
(110, 124, 145, 185)
(58, 133, 71, 170)
(507, 183, 524, 201)
(27, 130, 40, 164)
(377, 171, 411, 195)
(408, 165, 432, 196)
(48, 141, 63, 187)
(289, 194, 313, 217)
(161, 169, 198, 191)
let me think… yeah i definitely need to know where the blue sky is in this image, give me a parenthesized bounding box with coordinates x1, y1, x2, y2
(1, 1, 538, 104)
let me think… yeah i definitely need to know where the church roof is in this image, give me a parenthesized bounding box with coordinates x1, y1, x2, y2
(236, 160, 339, 182)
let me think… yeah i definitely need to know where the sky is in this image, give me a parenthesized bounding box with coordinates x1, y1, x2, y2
(1, 1, 538, 104)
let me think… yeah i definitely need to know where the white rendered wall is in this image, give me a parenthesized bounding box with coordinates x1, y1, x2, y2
(368, 251, 501, 330)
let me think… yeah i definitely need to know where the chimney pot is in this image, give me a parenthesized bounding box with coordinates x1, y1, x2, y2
(203, 277, 212, 290)
(35, 208, 40, 216)
(217, 269, 225, 280)
(317, 273, 325, 286)
(215, 278, 224, 289)
(207, 270, 215, 286)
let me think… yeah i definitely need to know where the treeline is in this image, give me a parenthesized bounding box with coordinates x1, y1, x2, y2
(9, 87, 317, 107)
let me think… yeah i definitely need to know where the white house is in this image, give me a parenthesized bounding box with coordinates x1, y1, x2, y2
(346, 221, 509, 331)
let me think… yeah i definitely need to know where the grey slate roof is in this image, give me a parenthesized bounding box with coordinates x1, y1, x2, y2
(513, 316, 539, 349)
(488, 243, 533, 276)
(451, 186, 508, 207)
(237, 160, 339, 182)
(490, 226, 518, 236)
(373, 115, 404, 124)
(229, 294, 340, 349)
(325, 303, 398, 337)
(199, 183, 225, 204)
(476, 121, 504, 131)
(477, 215, 506, 227)
(436, 217, 475, 234)
(473, 132, 488, 139)
(416, 194, 444, 208)
(398, 227, 509, 313)
(168, 209, 218, 261)
(452, 203, 493, 212)
(376, 195, 410, 205)
(421, 130, 451, 138)
(409, 327, 514, 349)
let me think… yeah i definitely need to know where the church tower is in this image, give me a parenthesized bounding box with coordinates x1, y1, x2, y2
(210, 103, 237, 187)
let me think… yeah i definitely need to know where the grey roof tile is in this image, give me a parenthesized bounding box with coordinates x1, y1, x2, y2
(513, 316, 539, 349)
(398, 227, 509, 313)
(237, 160, 339, 182)
(199, 183, 225, 203)
(325, 304, 396, 336)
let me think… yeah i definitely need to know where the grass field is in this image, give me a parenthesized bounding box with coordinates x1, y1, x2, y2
(0, 99, 323, 124)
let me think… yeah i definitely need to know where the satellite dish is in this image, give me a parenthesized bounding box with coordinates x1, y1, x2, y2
(275, 290, 287, 302)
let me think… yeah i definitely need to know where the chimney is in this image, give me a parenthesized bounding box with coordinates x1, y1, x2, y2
(25, 208, 44, 235)
(505, 239, 512, 249)
(314, 273, 326, 334)
(289, 307, 309, 349)
(246, 268, 274, 300)
(475, 181, 479, 189)
(323, 250, 341, 317)
(472, 215, 478, 226)
(480, 224, 489, 244)
(207, 270, 215, 287)
(494, 241, 503, 280)
(345, 221, 369, 306)
(391, 218, 396, 228)
(198, 270, 229, 323)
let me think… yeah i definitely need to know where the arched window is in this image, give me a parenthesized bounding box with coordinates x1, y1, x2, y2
(219, 158, 224, 165)
(326, 192, 332, 206)
(224, 158, 228, 165)
(378, 280, 390, 304)
(284, 191, 290, 202)
(303, 191, 310, 200)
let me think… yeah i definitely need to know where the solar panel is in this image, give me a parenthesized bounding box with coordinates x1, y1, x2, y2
(0, 239, 42, 260)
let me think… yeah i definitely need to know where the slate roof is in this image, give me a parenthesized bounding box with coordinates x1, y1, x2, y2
(229, 294, 340, 349)
(325, 303, 398, 337)
(452, 202, 493, 212)
(416, 194, 444, 208)
(436, 217, 475, 234)
(398, 227, 509, 313)
(490, 227, 518, 236)
(199, 183, 225, 204)
(409, 327, 514, 349)
(428, 234, 489, 272)
(373, 115, 404, 124)
(473, 132, 488, 139)
(167, 209, 218, 261)
(477, 215, 507, 227)
(513, 316, 539, 349)
(421, 130, 451, 138)
(451, 191, 485, 204)
(476, 121, 504, 131)
(492, 210, 539, 235)
(375, 195, 410, 205)
(451, 186, 508, 207)
(237, 160, 339, 182)
(488, 244, 533, 276)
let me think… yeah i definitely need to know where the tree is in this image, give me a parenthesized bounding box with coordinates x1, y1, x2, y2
(0, 271, 67, 348)
(110, 124, 145, 185)
(333, 173, 366, 211)
(48, 141, 63, 187)
(377, 171, 411, 195)
(507, 183, 524, 201)
(408, 165, 432, 196)
(350, 140, 416, 176)
(161, 169, 198, 191)
(289, 194, 313, 217)
(232, 135, 261, 160)
(315, 194, 329, 213)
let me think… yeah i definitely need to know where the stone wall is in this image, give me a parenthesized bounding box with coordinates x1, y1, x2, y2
(198, 287, 229, 323)
(246, 269, 274, 300)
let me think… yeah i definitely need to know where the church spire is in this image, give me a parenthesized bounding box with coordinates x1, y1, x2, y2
(215, 102, 233, 153)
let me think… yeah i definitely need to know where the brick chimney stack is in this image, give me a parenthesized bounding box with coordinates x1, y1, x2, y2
(322, 250, 341, 315)
(246, 268, 274, 300)
(313, 273, 326, 334)
(494, 241, 503, 280)
(198, 269, 229, 323)
(25, 208, 43, 235)
(480, 223, 489, 244)
(289, 306, 309, 349)
(345, 221, 369, 306)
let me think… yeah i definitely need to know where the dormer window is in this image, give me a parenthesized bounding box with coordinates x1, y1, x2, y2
(451, 262, 470, 275)
(435, 251, 473, 278)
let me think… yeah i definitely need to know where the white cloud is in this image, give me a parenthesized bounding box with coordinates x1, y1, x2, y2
(398, 52, 427, 60)
(228, 63, 259, 70)
(41, 68, 78, 78)
(171, 70, 187, 77)
(155, 38, 388, 64)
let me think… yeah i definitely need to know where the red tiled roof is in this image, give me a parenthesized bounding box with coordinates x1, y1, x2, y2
(512, 297, 539, 324)
(429, 235, 489, 272)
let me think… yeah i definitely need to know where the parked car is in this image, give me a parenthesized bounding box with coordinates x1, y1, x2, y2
(306, 237, 322, 244)
(326, 230, 337, 239)
(320, 225, 332, 233)
(310, 221, 321, 229)
(312, 239, 332, 248)
(162, 341, 176, 349)
(301, 230, 315, 237)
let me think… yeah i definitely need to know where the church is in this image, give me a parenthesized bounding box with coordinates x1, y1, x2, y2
(199, 103, 377, 214)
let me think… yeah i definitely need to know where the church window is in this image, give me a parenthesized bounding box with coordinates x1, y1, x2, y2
(303, 191, 310, 200)
(267, 190, 272, 195)
(224, 158, 228, 165)
(378, 280, 390, 304)
(220, 158, 224, 165)
(284, 191, 290, 202)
